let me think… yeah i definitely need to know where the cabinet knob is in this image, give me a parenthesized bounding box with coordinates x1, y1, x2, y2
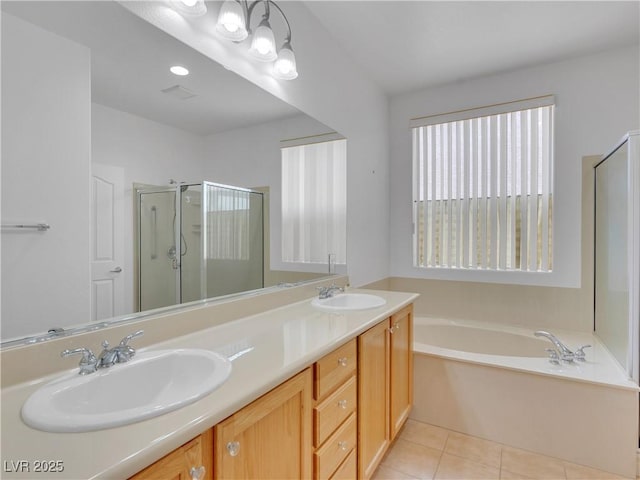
(389, 323, 400, 334)
(337, 399, 348, 409)
(337, 357, 348, 367)
(226, 441, 240, 457)
(190, 466, 205, 480)
(338, 441, 349, 451)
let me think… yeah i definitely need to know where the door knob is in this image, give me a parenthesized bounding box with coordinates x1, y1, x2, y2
(110, 266, 122, 273)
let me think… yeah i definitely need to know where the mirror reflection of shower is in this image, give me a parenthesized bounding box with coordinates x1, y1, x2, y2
(137, 182, 264, 311)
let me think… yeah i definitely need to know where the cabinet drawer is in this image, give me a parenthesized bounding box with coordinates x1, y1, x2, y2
(314, 413, 356, 480)
(330, 449, 356, 480)
(314, 339, 357, 400)
(314, 375, 356, 447)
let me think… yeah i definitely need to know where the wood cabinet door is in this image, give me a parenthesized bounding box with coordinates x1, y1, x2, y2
(129, 429, 213, 480)
(389, 304, 413, 440)
(214, 368, 312, 480)
(357, 320, 390, 480)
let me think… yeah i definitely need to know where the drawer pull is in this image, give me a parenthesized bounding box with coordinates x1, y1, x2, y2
(337, 357, 348, 367)
(226, 441, 240, 457)
(338, 440, 349, 451)
(190, 466, 205, 480)
(389, 323, 400, 334)
(337, 399, 348, 409)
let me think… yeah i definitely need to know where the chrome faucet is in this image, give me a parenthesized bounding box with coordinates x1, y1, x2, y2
(61, 330, 144, 374)
(317, 284, 344, 299)
(534, 330, 591, 364)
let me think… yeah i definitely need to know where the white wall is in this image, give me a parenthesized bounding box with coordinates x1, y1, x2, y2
(121, 2, 390, 288)
(202, 114, 337, 274)
(1, 13, 91, 340)
(91, 103, 206, 313)
(389, 45, 640, 288)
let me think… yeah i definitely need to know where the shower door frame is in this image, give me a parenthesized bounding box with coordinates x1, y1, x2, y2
(136, 185, 182, 310)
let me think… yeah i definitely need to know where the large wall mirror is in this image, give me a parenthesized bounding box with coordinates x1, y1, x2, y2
(1, 0, 346, 345)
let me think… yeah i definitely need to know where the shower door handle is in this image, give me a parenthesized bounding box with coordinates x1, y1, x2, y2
(110, 267, 122, 273)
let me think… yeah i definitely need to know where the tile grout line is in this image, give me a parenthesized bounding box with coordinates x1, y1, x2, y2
(431, 431, 452, 480)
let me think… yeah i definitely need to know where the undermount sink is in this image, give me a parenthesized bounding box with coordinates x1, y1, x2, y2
(311, 293, 387, 311)
(21, 349, 232, 433)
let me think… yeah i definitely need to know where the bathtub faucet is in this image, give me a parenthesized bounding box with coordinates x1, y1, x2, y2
(534, 331, 592, 364)
(534, 331, 576, 363)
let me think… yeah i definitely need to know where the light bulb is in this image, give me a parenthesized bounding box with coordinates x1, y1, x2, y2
(248, 19, 277, 62)
(216, 0, 248, 41)
(273, 43, 298, 80)
(169, 0, 207, 16)
(170, 66, 189, 76)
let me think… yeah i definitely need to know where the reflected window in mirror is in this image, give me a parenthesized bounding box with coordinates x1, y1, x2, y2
(281, 134, 347, 272)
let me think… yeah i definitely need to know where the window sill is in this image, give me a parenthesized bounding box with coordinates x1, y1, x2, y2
(404, 266, 579, 288)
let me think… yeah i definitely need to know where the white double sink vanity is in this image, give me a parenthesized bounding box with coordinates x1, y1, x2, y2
(1, 280, 417, 480)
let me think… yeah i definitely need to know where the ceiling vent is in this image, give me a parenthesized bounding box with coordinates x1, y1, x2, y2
(161, 85, 197, 100)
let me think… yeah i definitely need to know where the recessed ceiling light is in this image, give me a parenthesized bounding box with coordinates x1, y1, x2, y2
(170, 66, 189, 76)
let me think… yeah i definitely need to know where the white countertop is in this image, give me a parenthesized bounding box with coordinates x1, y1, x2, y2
(0, 289, 418, 480)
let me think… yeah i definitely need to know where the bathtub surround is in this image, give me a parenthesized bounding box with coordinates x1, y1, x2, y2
(411, 350, 637, 477)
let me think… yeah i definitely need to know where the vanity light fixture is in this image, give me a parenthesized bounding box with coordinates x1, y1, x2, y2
(170, 65, 190, 76)
(215, 0, 298, 80)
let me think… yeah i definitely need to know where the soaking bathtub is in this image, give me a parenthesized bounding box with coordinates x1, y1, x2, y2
(411, 317, 639, 477)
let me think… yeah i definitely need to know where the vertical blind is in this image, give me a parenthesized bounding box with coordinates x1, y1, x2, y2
(412, 97, 554, 271)
(203, 186, 251, 261)
(281, 137, 347, 264)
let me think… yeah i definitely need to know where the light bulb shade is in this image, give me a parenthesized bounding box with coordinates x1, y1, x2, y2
(248, 19, 277, 62)
(273, 44, 298, 80)
(216, 0, 248, 41)
(169, 0, 207, 17)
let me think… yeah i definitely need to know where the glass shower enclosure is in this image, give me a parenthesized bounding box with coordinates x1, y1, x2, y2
(137, 182, 264, 311)
(594, 131, 640, 384)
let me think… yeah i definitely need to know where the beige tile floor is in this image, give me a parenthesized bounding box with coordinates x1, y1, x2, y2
(371, 420, 634, 480)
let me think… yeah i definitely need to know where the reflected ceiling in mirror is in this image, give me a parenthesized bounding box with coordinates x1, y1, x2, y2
(1, 0, 344, 346)
(3, 0, 300, 135)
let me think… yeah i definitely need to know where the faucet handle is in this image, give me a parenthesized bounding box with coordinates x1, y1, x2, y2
(115, 330, 144, 363)
(545, 348, 560, 365)
(61, 347, 97, 375)
(119, 330, 144, 347)
(574, 344, 591, 360)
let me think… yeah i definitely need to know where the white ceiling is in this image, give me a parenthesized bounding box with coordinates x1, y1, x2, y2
(4, 1, 638, 133)
(304, 1, 640, 95)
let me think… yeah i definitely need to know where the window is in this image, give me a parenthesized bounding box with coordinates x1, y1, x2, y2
(412, 96, 554, 272)
(281, 135, 347, 265)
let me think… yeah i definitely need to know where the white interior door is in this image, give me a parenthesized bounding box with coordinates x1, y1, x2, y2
(91, 163, 125, 321)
